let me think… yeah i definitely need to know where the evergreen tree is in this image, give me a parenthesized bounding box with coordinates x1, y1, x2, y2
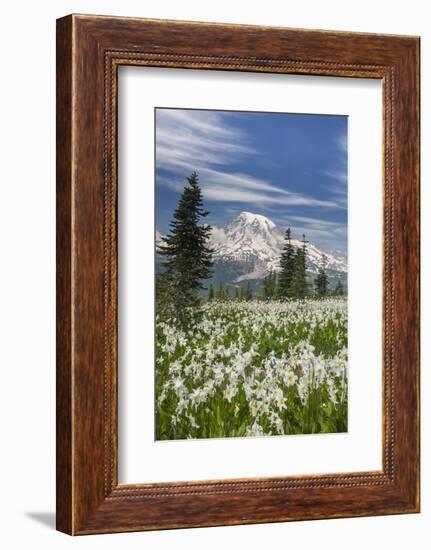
(246, 281, 253, 301)
(291, 234, 309, 299)
(157, 172, 213, 325)
(260, 271, 277, 300)
(271, 271, 277, 298)
(217, 282, 225, 301)
(314, 256, 329, 298)
(234, 287, 239, 300)
(278, 228, 295, 299)
(271, 271, 278, 298)
(208, 284, 214, 301)
(155, 271, 175, 319)
(333, 279, 344, 296)
(259, 273, 269, 300)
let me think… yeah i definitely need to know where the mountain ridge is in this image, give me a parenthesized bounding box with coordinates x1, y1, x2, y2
(157, 211, 347, 284)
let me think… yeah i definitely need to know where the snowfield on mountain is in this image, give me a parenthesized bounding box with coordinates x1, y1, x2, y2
(157, 211, 347, 283)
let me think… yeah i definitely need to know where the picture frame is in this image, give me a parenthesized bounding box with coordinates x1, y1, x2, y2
(56, 14, 420, 535)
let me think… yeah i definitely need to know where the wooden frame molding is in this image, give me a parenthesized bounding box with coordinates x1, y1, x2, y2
(56, 14, 420, 535)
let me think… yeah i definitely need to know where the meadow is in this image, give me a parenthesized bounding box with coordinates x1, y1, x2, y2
(155, 298, 348, 440)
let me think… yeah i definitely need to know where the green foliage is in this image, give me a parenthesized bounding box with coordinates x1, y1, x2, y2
(259, 270, 277, 300)
(315, 255, 329, 298)
(290, 235, 309, 299)
(246, 281, 253, 301)
(238, 285, 247, 301)
(216, 282, 226, 301)
(208, 284, 214, 301)
(278, 228, 296, 298)
(157, 172, 213, 326)
(333, 279, 344, 296)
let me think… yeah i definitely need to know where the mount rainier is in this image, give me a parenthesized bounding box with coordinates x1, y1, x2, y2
(157, 211, 347, 288)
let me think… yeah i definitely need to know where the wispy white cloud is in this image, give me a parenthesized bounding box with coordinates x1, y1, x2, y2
(335, 131, 348, 154)
(269, 213, 347, 248)
(156, 108, 343, 210)
(286, 215, 345, 228)
(202, 169, 340, 208)
(157, 109, 238, 140)
(315, 128, 348, 212)
(156, 109, 252, 171)
(322, 168, 347, 184)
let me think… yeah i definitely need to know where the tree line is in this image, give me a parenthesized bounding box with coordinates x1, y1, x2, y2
(208, 281, 253, 302)
(256, 228, 345, 301)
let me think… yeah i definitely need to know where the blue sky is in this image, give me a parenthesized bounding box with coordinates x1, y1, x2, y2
(155, 108, 348, 252)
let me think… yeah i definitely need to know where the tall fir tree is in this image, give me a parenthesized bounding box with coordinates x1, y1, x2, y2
(260, 270, 277, 300)
(333, 279, 344, 296)
(157, 172, 213, 325)
(278, 228, 295, 299)
(291, 234, 309, 299)
(314, 255, 329, 298)
(270, 271, 277, 298)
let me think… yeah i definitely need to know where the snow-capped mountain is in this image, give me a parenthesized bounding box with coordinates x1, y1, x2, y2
(209, 212, 346, 281)
(156, 212, 347, 284)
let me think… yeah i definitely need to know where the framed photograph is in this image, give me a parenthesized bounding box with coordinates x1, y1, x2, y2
(56, 14, 420, 535)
